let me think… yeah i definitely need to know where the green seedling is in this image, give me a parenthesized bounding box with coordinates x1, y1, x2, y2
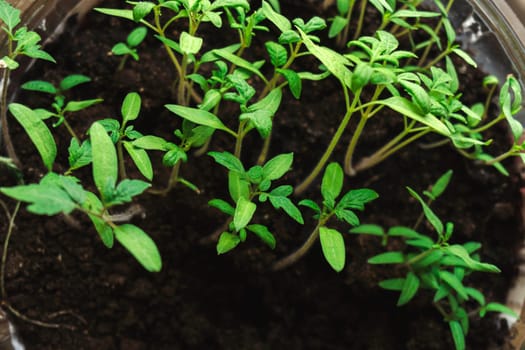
(208, 151, 303, 254)
(350, 170, 517, 350)
(327, 0, 440, 48)
(0, 0, 55, 167)
(274, 162, 378, 271)
(20, 74, 103, 141)
(0, 121, 160, 272)
(111, 26, 148, 71)
(98, 92, 152, 181)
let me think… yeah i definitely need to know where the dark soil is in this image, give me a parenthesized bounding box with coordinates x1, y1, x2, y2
(0, 1, 523, 349)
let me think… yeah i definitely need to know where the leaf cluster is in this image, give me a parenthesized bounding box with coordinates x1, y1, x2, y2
(350, 171, 516, 350)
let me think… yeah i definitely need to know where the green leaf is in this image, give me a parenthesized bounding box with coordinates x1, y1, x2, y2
(277, 68, 302, 99)
(465, 287, 485, 306)
(127, 26, 148, 47)
(379, 278, 405, 291)
(298, 199, 321, 214)
(180, 31, 203, 54)
(319, 227, 346, 272)
(397, 271, 420, 306)
(377, 96, 451, 136)
(234, 197, 256, 231)
(64, 99, 103, 113)
(265, 41, 287, 67)
(90, 121, 118, 201)
(132, 135, 171, 151)
(439, 270, 468, 300)
(449, 320, 465, 350)
(1, 182, 76, 215)
(400, 80, 431, 114)
(20, 80, 57, 94)
(349, 224, 384, 236)
(427, 169, 453, 200)
(114, 224, 161, 272)
(212, 48, 266, 82)
(208, 151, 245, 173)
(368, 251, 404, 264)
(266, 186, 304, 224)
(351, 62, 373, 92)
(208, 0, 250, 11)
(410, 249, 444, 268)
(209, 198, 235, 216)
(444, 245, 501, 273)
(217, 232, 241, 254)
(407, 187, 443, 235)
(0, 0, 20, 31)
(108, 179, 150, 205)
(248, 88, 282, 115)
(9, 103, 56, 171)
(337, 188, 379, 210)
(123, 141, 153, 180)
(247, 224, 276, 249)
(261, 0, 291, 32)
(83, 192, 113, 248)
(328, 16, 348, 38)
(263, 153, 293, 180)
(94, 8, 135, 20)
(240, 109, 273, 138)
(0, 56, 18, 69)
(132, 1, 155, 22)
(334, 208, 360, 226)
(165, 104, 235, 136)
(387, 226, 421, 239)
(299, 29, 352, 86)
(480, 302, 518, 318)
(121, 92, 141, 122)
(60, 74, 91, 91)
(452, 48, 477, 68)
(228, 171, 250, 202)
(321, 162, 344, 204)
(68, 138, 92, 171)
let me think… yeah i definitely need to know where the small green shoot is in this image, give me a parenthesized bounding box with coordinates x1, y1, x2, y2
(208, 151, 303, 254)
(274, 162, 378, 271)
(20, 74, 102, 141)
(111, 26, 148, 70)
(350, 171, 517, 350)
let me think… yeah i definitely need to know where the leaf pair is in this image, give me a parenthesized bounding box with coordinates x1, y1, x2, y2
(300, 163, 378, 272)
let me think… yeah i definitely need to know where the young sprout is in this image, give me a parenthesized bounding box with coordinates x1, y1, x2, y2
(111, 26, 148, 71)
(350, 170, 517, 350)
(274, 162, 378, 271)
(20, 74, 102, 141)
(0, 0, 55, 167)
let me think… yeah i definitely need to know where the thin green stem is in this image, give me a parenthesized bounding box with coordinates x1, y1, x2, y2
(1, 201, 19, 301)
(234, 120, 248, 158)
(295, 86, 361, 195)
(353, 128, 430, 173)
(470, 114, 505, 134)
(272, 214, 332, 271)
(116, 54, 129, 71)
(353, 0, 367, 40)
(418, 0, 455, 67)
(344, 86, 384, 175)
(1, 38, 19, 167)
(336, 0, 356, 47)
(116, 141, 127, 180)
(62, 117, 79, 142)
(149, 160, 183, 196)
